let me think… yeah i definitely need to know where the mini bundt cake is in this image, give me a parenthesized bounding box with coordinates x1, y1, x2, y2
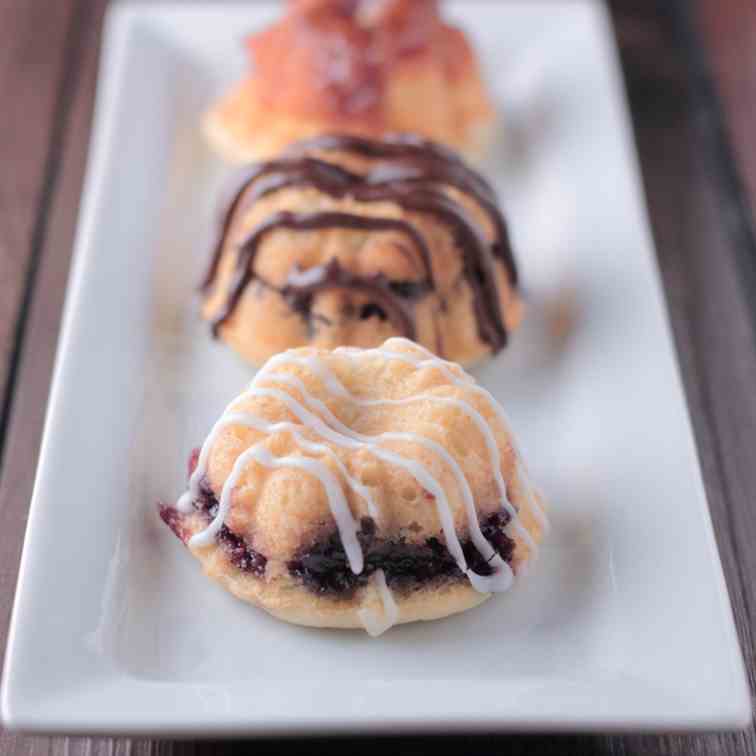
(201, 133, 522, 368)
(160, 338, 547, 635)
(204, 0, 496, 162)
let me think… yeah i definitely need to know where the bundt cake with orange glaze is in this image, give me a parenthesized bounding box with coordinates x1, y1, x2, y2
(204, 0, 496, 162)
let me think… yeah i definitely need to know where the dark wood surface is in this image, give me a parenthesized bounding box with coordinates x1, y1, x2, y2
(0, 1, 754, 753)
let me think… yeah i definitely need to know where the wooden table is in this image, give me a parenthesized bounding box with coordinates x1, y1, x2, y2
(0, 0, 754, 753)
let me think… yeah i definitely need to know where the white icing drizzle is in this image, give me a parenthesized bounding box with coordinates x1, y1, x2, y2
(261, 352, 538, 555)
(180, 398, 376, 519)
(181, 384, 464, 573)
(186, 411, 378, 529)
(357, 569, 399, 637)
(236, 382, 470, 576)
(337, 338, 550, 533)
(178, 389, 267, 514)
(262, 352, 350, 397)
(254, 372, 514, 587)
(191, 441, 364, 575)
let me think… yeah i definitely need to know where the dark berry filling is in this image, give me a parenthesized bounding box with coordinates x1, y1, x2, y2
(167, 449, 515, 595)
(161, 451, 267, 577)
(160, 501, 268, 577)
(159, 502, 193, 544)
(288, 512, 514, 597)
(217, 526, 267, 576)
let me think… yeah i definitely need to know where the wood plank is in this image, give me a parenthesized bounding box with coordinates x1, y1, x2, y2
(0, 1, 754, 755)
(0, 0, 108, 755)
(0, 0, 85, 451)
(699, 0, 756, 221)
(592, 2, 756, 754)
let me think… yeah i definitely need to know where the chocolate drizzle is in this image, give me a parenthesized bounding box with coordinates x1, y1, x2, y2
(204, 134, 518, 350)
(210, 211, 432, 339)
(286, 133, 498, 204)
(284, 133, 517, 283)
(202, 157, 434, 291)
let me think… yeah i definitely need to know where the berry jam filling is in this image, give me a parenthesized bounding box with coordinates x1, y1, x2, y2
(167, 448, 515, 593)
(288, 513, 515, 597)
(160, 450, 268, 577)
(192, 483, 268, 577)
(217, 526, 267, 576)
(158, 503, 193, 544)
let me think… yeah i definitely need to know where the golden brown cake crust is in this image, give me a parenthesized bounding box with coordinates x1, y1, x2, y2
(201, 134, 522, 368)
(203, 0, 495, 162)
(161, 338, 547, 634)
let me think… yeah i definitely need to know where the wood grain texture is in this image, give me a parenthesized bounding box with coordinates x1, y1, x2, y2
(0, 1, 754, 755)
(0, 0, 86, 453)
(699, 0, 756, 221)
(0, 0, 107, 754)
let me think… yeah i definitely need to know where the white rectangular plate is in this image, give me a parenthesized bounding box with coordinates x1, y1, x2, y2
(2, 0, 749, 736)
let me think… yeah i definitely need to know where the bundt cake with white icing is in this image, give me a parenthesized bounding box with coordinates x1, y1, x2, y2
(160, 338, 547, 635)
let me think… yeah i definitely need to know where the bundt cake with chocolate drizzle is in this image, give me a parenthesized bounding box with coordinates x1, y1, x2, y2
(203, 0, 496, 162)
(160, 338, 547, 635)
(201, 133, 522, 368)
